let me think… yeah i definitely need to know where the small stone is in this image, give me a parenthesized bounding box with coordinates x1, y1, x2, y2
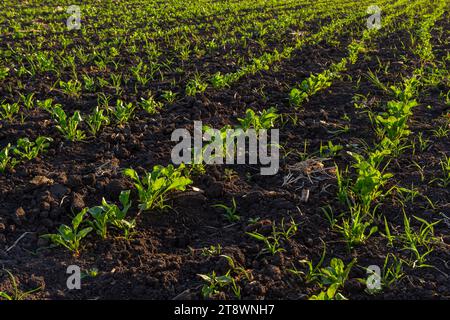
(14, 207, 26, 224)
(71, 193, 85, 211)
(16, 207, 26, 217)
(30, 176, 54, 186)
(40, 201, 51, 211)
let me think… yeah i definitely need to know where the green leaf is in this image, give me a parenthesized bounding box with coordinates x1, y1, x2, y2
(88, 206, 104, 218)
(72, 208, 88, 230)
(78, 227, 93, 239)
(58, 225, 74, 240)
(123, 168, 139, 182)
(167, 177, 192, 192)
(246, 232, 266, 241)
(119, 190, 131, 207)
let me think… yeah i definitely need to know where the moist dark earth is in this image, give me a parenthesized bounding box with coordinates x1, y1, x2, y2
(0, 11, 449, 299)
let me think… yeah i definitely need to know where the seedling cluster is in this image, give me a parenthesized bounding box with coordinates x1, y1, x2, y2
(0, 0, 448, 301)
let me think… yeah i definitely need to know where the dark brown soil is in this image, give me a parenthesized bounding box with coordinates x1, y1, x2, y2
(0, 9, 448, 300)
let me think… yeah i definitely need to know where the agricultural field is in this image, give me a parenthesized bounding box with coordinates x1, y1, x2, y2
(0, 0, 449, 302)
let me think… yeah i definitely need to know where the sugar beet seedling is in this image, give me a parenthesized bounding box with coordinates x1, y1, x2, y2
(42, 209, 93, 256)
(124, 164, 192, 212)
(0, 144, 17, 173)
(88, 190, 135, 240)
(50, 106, 86, 141)
(13, 136, 52, 161)
(309, 258, 356, 300)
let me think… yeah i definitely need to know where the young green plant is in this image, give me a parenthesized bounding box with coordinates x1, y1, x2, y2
(123, 164, 192, 212)
(42, 209, 93, 256)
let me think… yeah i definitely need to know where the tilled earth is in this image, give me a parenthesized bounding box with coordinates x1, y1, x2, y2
(0, 15, 449, 300)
